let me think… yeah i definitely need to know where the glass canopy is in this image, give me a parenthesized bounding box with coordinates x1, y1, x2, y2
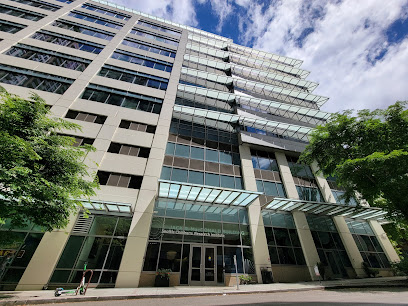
(159, 180, 261, 206)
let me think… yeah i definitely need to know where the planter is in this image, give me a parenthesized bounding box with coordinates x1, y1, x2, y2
(154, 276, 170, 287)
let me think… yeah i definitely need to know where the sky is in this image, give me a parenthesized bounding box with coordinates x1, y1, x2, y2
(111, 0, 408, 113)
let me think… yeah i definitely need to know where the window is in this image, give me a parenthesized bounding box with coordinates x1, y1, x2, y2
(98, 65, 168, 90)
(256, 180, 286, 197)
(119, 120, 156, 133)
(144, 199, 253, 276)
(175, 96, 234, 114)
(68, 11, 123, 29)
(81, 84, 163, 114)
(108, 142, 150, 158)
(120, 38, 176, 58)
(81, 3, 131, 20)
(326, 177, 358, 206)
(52, 20, 114, 41)
(0, 221, 45, 285)
(5, 44, 91, 71)
(70, 136, 94, 147)
(50, 215, 131, 285)
(160, 166, 243, 189)
(251, 149, 279, 171)
(263, 212, 305, 266)
(165, 142, 240, 166)
(307, 215, 352, 276)
(54, 0, 72, 3)
(0, 64, 73, 94)
(0, 19, 26, 33)
(97, 171, 143, 189)
(0, 3, 46, 21)
(65, 110, 106, 124)
(137, 20, 181, 37)
(112, 50, 172, 72)
(31, 31, 104, 54)
(130, 28, 178, 46)
(346, 219, 390, 268)
(9, 0, 61, 11)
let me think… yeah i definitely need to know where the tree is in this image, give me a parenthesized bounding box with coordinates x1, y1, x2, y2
(0, 87, 98, 231)
(299, 101, 408, 220)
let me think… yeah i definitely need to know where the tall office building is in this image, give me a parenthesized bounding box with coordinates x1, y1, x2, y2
(0, 0, 399, 290)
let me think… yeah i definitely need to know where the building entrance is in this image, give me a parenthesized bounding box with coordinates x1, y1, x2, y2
(189, 245, 217, 285)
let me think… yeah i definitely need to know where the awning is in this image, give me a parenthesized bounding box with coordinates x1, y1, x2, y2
(263, 198, 388, 222)
(173, 104, 312, 141)
(158, 180, 261, 206)
(79, 200, 132, 215)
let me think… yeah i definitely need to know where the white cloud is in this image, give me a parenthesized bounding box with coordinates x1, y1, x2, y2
(244, 0, 408, 113)
(111, 0, 198, 26)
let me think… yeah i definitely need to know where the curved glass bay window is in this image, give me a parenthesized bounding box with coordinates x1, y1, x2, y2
(144, 199, 254, 284)
(262, 211, 305, 266)
(0, 221, 44, 289)
(307, 215, 351, 277)
(346, 219, 390, 268)
(287, 156, 324, 202)
(50, 215, 131, 286)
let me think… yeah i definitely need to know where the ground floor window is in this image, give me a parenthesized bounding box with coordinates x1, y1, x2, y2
(346, 219, 390, 268)
(49, 214, 131, 285)
(307, 215, 352, 278)
(143, 199, 254, 284)
(0, 221, 44, 288)
(262, 211, 306, 266)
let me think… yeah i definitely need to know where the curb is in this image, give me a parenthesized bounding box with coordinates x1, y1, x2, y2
(0, 287, 324, 305)
(1, 283, 407, 305)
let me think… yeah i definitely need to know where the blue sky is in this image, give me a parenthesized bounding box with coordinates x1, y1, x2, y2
(112, 0, 408, 113)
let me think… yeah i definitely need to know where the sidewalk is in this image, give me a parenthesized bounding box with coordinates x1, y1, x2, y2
(0, 276, 406, 305)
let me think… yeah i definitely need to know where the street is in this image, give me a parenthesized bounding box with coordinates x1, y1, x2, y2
(36, 287, 408, 306)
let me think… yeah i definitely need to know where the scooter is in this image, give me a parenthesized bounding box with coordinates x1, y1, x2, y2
(54, 263, 93, 297)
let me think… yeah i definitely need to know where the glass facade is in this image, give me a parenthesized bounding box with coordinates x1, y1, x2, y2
(307, 215, 352, 277)
(68, 11, 123, 29)
(262, 211, 306, 266)
(0, 221, 44, 289)
(144, 199, 254, 284)
(346, 219, 390, 268)
(52, 20, 115, 41)
(130, 28, 179, 46)
(111, 50, 173, 72)
(50, 215, 131, 285)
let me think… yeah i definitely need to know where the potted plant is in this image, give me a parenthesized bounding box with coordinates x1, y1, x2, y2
(239, 274, 253, 285)
(155, 269, 171, 287)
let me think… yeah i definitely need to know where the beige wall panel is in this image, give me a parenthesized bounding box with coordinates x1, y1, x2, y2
(70, 99, 120, 117)
(292, 211, 320, 281)
(16, 213, 78, 290)
(275, 151, 299, 199)
(92, 186, 139, 204)
(332, 216, 365, 277)
(112, 129, 154, 148)
(115, 108, 159, 125)
(99, 153, 147, 176)
(61, 119, 102, 138)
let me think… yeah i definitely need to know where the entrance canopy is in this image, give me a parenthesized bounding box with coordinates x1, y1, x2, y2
(263, 198, 388, 223)
(158, 180, 261, 206)
(79, 199, 133, 215)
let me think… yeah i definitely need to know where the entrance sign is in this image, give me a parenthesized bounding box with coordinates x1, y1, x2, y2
(162, 229, 225, 238)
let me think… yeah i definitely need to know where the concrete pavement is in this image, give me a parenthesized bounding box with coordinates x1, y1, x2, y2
(0, 276, 406, 305)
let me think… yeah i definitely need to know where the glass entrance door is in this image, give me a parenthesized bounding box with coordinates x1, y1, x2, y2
(189, 245, 217, 285)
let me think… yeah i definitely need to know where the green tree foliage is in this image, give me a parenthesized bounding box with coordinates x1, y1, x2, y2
(0, 87, 98, 231)
(299, 101, 408, 220)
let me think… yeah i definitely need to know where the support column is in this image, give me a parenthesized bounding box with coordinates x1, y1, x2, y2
(275, 152, 320, 280)
(368, 220, 400, 263)
(239, 145, 271, 283)
(115, 27, 188, 288)
(311, 162, 365, 277)
(16, 213, 77, 290)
